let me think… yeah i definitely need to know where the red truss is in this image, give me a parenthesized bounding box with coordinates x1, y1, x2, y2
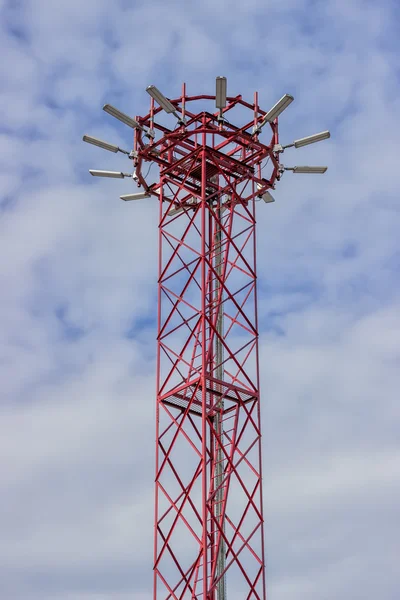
(135, 90, 280, 600)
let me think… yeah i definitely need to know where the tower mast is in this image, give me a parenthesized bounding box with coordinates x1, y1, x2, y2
(83, 78, 330, 600)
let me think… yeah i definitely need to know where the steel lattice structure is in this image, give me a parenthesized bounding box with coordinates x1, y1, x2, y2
(144, 90, 276, 600)
(83, 79, 329, 600)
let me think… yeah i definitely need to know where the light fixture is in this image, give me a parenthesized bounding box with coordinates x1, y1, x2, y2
(103, 104, 142, 129)
(146, 85, 185, 124)
(169, 205, 185, 216)
(262, 191, 275, 203)
(103, 104, 155, 138)
(263, 94, 294, 123)
(120, 192, 151, 201)
(216, 76, 227, 110)
(286, 166, 328, 174)
(294, 130, 330, 148)
(89, 170, 129, 178)
(274, 130, 331, 152)
(146, 85, 176, 113)
(253, 94, 294, 135)
(82, 135, 129, 155)
(257, 183, 275, 203)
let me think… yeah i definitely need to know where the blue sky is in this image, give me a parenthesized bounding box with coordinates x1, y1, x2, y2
(0, 0, 399, 598)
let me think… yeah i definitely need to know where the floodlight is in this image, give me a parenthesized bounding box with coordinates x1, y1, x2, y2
(146, 85, 177, 114)
(262, 191, 275, 203)
(262, 94, 294, 124)
(286, 166, 328, 174)
(83, 135, 118, 153)
(120, 192, 151, 201)
(257, 183, 275, 203)
(294, 130, 330, 148)
(103, 104, 142, 129)
(146, 85, 185, 125)
(216, 76, 227, 110)
(169, 205, 184, 216)
(82, 135, 129, 155)
(89, 170, 127, 178)
(253, 94, 294, 135)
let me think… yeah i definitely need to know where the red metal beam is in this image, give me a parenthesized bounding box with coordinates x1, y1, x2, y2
(149, 89, 277, 600)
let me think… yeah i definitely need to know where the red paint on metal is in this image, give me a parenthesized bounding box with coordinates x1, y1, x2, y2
(133, 87, 280, 600)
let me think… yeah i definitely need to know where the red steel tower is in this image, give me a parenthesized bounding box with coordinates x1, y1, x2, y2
(84, 78, 329, 600)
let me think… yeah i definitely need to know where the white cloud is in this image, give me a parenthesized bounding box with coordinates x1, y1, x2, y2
(0, 0, 399, 598)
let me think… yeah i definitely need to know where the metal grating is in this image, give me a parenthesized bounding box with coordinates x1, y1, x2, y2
(189, 161, 219, 181)
(161, 378, 257, 417)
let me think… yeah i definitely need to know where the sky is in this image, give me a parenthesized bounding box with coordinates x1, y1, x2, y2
(0, 0, 399, 598)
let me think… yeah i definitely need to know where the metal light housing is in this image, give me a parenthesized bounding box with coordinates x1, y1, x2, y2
(83, 135, 119, 153)
(216, 76, 227, 109)
(120, 192, 151, 201)
(257, 183, 275, 203)
(287, 166, 328, 174)
(294, 130, 330, 148)
(262, 191, 275, 203)
(103, 104, 142, 129)
(262, 94, 294, 124)
(89, 170, 127, 178)
(169, 205, 185, 216)
(83, 135, 129, 155)
(146, 85, 177, 114)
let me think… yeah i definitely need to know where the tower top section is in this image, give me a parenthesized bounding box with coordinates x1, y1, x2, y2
(84, 77, 330, 208)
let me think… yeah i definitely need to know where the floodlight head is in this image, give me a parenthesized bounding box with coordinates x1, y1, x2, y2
(169, 205, 184, 216)
(287, 166, 328, 174)
(262, 94, 294, 124)
(83, 135, 119, 153)
(216, 76, 227, 110)
(83, 135, 130, 155)
(89, 170, 127, 178)
(294, 130, 330, 148)
(103, 104, 142, 129)
(262, 191, 275, 203)
(120, 192, 151, 202)
(257, 183, 275, 203)
(146, 85, 177, 114)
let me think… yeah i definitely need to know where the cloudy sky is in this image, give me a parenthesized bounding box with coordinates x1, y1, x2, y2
(0, 0, 399, 598)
